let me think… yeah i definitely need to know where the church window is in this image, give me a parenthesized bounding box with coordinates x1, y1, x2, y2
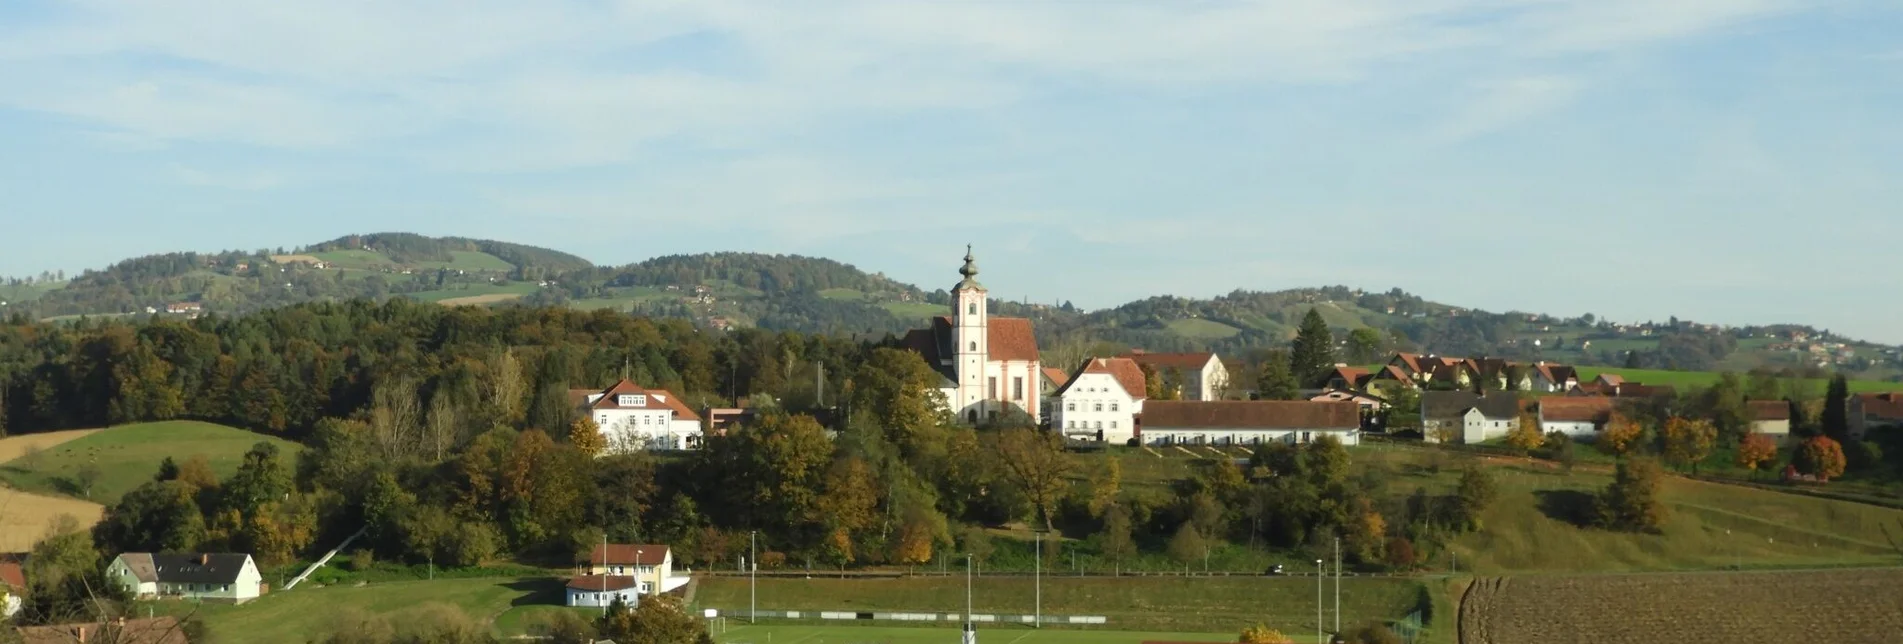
(1013, 377, 1023, 401)
(969, 342, 976, 351)
(968, 303, 976, 315)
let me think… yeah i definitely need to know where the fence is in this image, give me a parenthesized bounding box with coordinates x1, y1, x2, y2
(706, 609, 1107, 626)
(1389, 610, 1425, 644)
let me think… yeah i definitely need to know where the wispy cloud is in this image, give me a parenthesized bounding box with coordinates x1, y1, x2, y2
(1429, 75, 1585, 142)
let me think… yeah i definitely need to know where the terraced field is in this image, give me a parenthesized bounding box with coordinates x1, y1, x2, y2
(1459, 569, 1903, 644)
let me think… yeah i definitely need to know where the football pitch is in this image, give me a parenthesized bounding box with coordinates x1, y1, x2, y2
(712, 623, 1237, 644)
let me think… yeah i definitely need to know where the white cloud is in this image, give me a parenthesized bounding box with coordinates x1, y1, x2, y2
(1429, 75, 1585, 142)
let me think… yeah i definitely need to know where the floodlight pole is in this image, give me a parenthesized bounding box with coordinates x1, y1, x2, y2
(1334, 537, 1341, 634)
(1034, 529, 1041, 629)
(750, 530, 758, 624)
(966, 553, 975, 640)
(1316, 559, 1324, 644)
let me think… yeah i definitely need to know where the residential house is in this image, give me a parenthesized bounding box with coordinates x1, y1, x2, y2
(1121, 351, 1231, 401)
(1363, 365, 1416, 399)
(1039, 367, 1071, 420)
(1531, 364, 1580, 393)
(586, 544, 687, 595)
(1051, 357, 1147, 444)
(1421, 392, 1522, 444)
(1387, 353, 1428, 380)
(163, 302, 201, 315)
(898, 247, 1043, 425)
(1308, 389, 1386, 430)
(1747, 400, 1792, 441)
(570, 380, 705, 451)
(107, 553, 263, 603)
(1139, 401, 1361, 447)
(1538, 397, 1615, 438)
(1, 561, 22, 618)
(1850, 393, 1903, 439)
(1320, 366, 1371, 392)
(565, 575, 640, 609)
(16, 617, 189, 644)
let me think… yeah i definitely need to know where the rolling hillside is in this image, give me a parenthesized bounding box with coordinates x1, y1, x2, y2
(3, 234, 1898, 381)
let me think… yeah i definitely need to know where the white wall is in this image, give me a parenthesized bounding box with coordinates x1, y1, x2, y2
(1143, 427, 1358, 447)
(1541, 420, 1597, 438)
(567, 586, 641, 608)
(595, 408, 702, 451)
(1053, 372, 1139, 444)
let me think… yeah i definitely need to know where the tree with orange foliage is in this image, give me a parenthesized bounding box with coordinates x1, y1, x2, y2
(1735, 433, 1779, 477)
(568, 417, 605, 457)
(1661, 417, 1717, 474)
(1506, 417, 1545, 455)
(1598, 413, 1645, 457)
(1796, 436, 1847, 480)
(1239, 624, 1296, 644)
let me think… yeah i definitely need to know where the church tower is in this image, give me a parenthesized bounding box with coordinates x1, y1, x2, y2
(951, 245, 989, 417)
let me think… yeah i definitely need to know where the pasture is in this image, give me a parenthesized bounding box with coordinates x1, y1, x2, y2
(171, 576, 552, 642)
(1573, 366, 1897, 394)
(0, 421, 303, 504)
(410, 282, 540, 304)
(1166, 318, 1243, 340)
(712, 624, 1237, 643)
(1459, 568, 1903, 644)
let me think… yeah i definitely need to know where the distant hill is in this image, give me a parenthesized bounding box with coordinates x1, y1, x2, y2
(3, 234, 1899, 381)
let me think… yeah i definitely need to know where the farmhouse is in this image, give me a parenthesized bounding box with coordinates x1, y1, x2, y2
(106, 553, 263, 604)
(1139, 400, 1361, 447)
(586, 544, 687, 595)
(1120, 351, 1231, 401)
(1532, 364, 1580, 393)
(1421, 392, 1522, 444)
(1319, 366, 1371, 391)
(1747, 400, 1792, 441)
(1850, 393, 1903, 439)
(571, 380, 704, 451)
(1052, 357, 1147, 444)
(565, 575, 640, 609)
(1539, 397, 1615, 438)
(899, 247, 1043, 425)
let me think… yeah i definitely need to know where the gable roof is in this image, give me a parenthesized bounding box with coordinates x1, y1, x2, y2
(1855, 393, 1903, 420)
(1617, 384, 1676, 399)
(1389, 353, 1425, 374)
(114, 553, 157, 583)
(1369, 365, 1414, 384)
(140, 553, 252, 585)
(1326, 366, 1370, 386)
(1540, 397, 1615, 423)
(566, 575, 640, 592)
(1122, 351, 1217, 371)
(590, 544, 671, 566)
(1535, 364, 1579, 384)
(1596, 373, 1626, 386)
(1054, 358, 1147, 400)
(1041, 367, 1070, 389)
(1142, 401, 1359, 430)
(578, 380, 702, 422)
(903, 317, 1042, 379)
(1748, 400, 1791, 421)
(1421, 392, 1521, 421)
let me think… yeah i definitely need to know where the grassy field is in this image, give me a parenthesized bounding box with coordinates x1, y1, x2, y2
(0, 281, 64, 303)
(438, 292, 528, 306)
(309, 249, 393, 269)
(173, 576, 552, 642)
(691, 576, 1425, 635)
(881, 302, 946, 320)
(1573, 367, 1898, 393)
(711, 624, 1239, 643)
(0, 429, 107, 550)
(1167, 318, 1242, 340)
(0, 421, 303, 504)
(417, 250, 516, 272)
(1460, 568, 1903, 644)
(410, 282, 540, 304)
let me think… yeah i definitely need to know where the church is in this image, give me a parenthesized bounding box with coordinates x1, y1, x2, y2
(901, 247, 1043, 425)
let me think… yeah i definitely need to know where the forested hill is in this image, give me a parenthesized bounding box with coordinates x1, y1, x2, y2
(1, 234, 1897, 378)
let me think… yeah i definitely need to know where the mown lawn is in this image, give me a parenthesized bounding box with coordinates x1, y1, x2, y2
(1573, 367, 1897, 394)
(0, 421, 303, 504)
(711, 624, 1239, 643)
(168, 576, 556, 642)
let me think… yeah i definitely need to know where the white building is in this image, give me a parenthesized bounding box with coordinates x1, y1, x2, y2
(1538, 397, 1613, 438)
(585, 544, 689, 595)
(1421, 392, 1522, 444)
(900, 247, 1043, 425)
(1122, 351, 1230, 401)
(1052, 357, 1147, 444)
(1140, 401, 1361, 447)
(566, 575, 641, 608)
(572, 381, 705, 451)
(107, 553, 263, 604)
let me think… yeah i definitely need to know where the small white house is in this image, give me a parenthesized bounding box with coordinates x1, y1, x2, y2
(1051, 358, 1147, 444)
(1421, 392, 1521, 444)
(108, 553, 263, 604)
(566, 575, 641, 608)
(1538, 397, 1614, 438)
(587, 544, 689, 595)
(571, 380, 705, 451)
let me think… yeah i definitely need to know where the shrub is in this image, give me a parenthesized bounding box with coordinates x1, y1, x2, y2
(1795, 436, 1847, 480)
(1238, 624, 1295, 643)
(350, 549, 376, 572)
(1341, 623, 1405, 644)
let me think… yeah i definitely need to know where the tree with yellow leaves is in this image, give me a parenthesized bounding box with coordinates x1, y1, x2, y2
(1598, 412, 1645, 457)
(1735, 433, 1779, 477)
(1239, 623, 1295, 643)
(1661, 417, 1717, 474)
(1506, 417, 1544, 455)
(569, 417, 605, 457)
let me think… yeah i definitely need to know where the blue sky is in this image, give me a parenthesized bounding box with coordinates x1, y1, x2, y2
(2, 1, 1899, 342)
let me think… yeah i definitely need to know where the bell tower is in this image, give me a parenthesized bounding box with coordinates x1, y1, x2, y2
(951, 246, 988, 417)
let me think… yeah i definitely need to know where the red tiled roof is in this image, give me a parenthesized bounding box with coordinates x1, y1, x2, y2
(1041, 367, 1070, 389)
(1390, 353, 1424, 374)
(566, 575, 639, 592)
(1328, 366, 1370, 385)
(589, 544, 671, 566)
(1540, 396, 1614, 423)
(1748, 400, 1790, 421)
(1122, 351, 1216, 371)
(1055, 358, 1147, 400)
(1142, 401, 1359, 430)
(0, 561, 23, 589)
(1597, 373, 1625, 386)
(578, 380, 701, 421)
(1617, 384, 1675, 399)
(1856, 393, 1903, 419)
(914, 317, 1041, 364)
(1370, 365, 1414, 384)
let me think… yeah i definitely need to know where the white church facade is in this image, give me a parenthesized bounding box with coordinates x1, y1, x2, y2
(901, 248, 1043, 425)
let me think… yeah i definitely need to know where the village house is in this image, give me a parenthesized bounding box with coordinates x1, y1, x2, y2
(107, 553, 263, 604)
(1850, 393, 1903, 440)
(1421, 392, 1522, 444)
(1051, 357, 1147, 444)
(1531, 363, 1580, 393)
(1747, 400, 1792, 441)
(1038, 366, 1070, 419)
(1320, 366, 1371, 392)
(1362, 365, 1416, 399)
(1139, 400, 1361, 447)
(565, 575, 640, 609)
(1539, 397, 1615, 438)
(899, 247, 1042, 425)
(585, 544, 687, 595)
(163, 302, 201, 315)
(1120, 351, 1231, 401)
(570, 380, 704, 451)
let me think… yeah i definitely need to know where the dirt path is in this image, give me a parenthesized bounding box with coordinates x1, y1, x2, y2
(1456, 576, 1507, 644)
(0, 428, 100, 463)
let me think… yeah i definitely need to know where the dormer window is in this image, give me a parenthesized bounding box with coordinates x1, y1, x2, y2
(618, 394, 645, 407)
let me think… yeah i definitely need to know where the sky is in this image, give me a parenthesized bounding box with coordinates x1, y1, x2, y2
(1, 1, 1900, 343)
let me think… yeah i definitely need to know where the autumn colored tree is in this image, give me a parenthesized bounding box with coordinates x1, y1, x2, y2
(1735, 433, 1779, 476)
(1383, 536, 1417, 570)
(1239, 624, 1296, 644)
(814, 457, 880, 563)
(1598, 413, 1645, 457)
(1342, 498, 1387, 564)
(993, 427, 1074, 532)
(1795, 436, 1848, 480)
(568, 417, 606, 457)
(1505, 419, 1544, 455)
(597, 594, 715, 644)
(1661, 417, 1717, 473)
(1597, 457, 1667, 532)
(1087, 456, 1123, 518)
(1166, 522, 1206, 567)
(1452, 467, 1496, 531)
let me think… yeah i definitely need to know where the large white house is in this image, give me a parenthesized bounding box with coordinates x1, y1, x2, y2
(1052, 357, 1147, 444)
(1140, 401, 1362, 447)
(586, 544, 688, 595)
(900, 247, 1043, 425)
(1122, 351, 1230, 401)
(107, 553, 263, 604)
(572, 380, 705, 451)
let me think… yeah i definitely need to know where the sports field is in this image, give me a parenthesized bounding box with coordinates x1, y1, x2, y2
(712, 624, 1236, 643)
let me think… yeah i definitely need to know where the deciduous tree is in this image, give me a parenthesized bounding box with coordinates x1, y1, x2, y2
(1736, 433, 1778, 476)
(1597, 457, 1667, 532)
(1346, 327, 1385, 364)
(568, 417, 605, 457)
(1166, 522, 1206, 567)
(1598, 413, 1644, 457)
(993, 427, 1074, 532)
(1505, 420, 1544, 455)
(1238, 624, 1295, 644)
(1795, 435, 1847, 480)
(1661, 417, 1717, 473)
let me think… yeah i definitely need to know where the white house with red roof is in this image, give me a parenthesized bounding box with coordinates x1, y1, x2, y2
(1052, 357, 1148, 444)
(900, 247, 1043, 425)
(1121, 351, 1230, 401)
(571, 380, 704, 450)
(583, 543, 687, 595)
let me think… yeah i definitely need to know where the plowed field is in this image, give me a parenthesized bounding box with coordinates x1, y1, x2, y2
(1459, 569, 1903, 644)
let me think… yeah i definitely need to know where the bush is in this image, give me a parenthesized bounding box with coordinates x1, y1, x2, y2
(759, 551, 787, 570)
(443, 522, 499, 567)
(350, 549, 376, 572)
(1382, 536, 1417, 571)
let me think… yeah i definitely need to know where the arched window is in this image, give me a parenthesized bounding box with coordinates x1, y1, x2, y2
(969, 341, 977, 351)
(968, 303, 977, 315)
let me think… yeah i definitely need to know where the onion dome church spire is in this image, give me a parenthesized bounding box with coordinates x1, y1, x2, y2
(956, 244, 983, 290)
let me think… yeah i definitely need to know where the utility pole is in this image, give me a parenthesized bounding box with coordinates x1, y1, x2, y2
(750, 530, 758, 624)
(1315, 559, 1324, 644)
